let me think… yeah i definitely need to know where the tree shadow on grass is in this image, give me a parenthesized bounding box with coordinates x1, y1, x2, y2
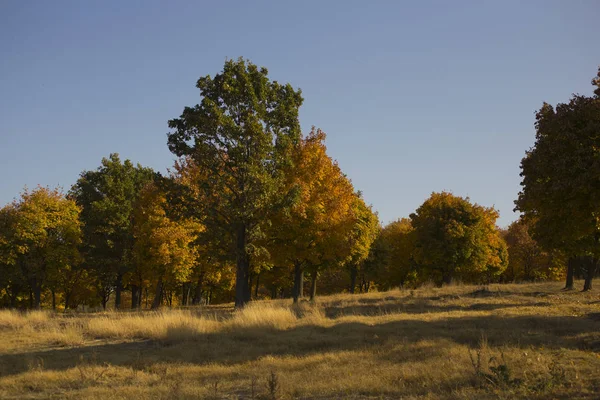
(0, 312, 598, 379)
(322, 300, 549, 318)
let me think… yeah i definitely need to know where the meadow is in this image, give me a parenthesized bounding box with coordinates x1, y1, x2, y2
(0, 281, 599, 399)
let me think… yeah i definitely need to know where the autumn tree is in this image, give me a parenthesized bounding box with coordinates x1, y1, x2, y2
(346, 195, 379, 294)
(0, 204, 26, 308)
(1, 187, 81, 309)
(167, 58, 303, 307)
(369, 218, 417, 291)
(515, 67, 600, 291)
(70, 154, 156, 309)
(131, 182, 201, 309)
(268, 128, 357, 302)
(410, 192, 508, 286)
(502, 218, 564, 282)
(167, 157, 237, 306)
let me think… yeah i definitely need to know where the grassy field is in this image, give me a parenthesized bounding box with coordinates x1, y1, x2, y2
(0, 282, 599, 399)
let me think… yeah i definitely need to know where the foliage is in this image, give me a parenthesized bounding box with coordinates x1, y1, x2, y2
(0, 187, 82, 308)
(70, 153, 156, 308)
(268, 127, 357, 299)
(410, 192, 508, 285)
(345, 195, 380, 293)
(167, 57, 304, 307)
(515, 67, 600, 289)
(501, 218, 564, 282)
(132, 182, 202, 308)
(369, 218, 418, 290)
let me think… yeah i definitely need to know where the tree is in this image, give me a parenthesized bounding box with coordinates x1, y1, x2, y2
(501, 218, 564, 282)
(515, 68, 600, 291)
(167, 57, 304, 307)
(268, 127, 357, 302)
(70, 154, 155, 309)
(369, 218, 417, 291)
(3, 187, 81, 309)
(346, 195, 379, 294)
(410, 192, 507, 286)
(0, 204, 27, 308)
(132, 182, 201, 309)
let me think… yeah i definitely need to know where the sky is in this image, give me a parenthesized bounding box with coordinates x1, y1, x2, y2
(1, 1, 599, 227)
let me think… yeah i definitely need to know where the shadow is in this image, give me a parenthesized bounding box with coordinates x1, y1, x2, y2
(0, 311, 598, 379)
(322, 300, 546, 318)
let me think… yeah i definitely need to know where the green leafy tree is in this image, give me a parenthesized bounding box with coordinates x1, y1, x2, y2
(515, 67, 600, 290)
(410, 192, 507, 286)
(0, 204, 27, 308)
(70, 154, 155, 309)
(167, 57, 303, 307)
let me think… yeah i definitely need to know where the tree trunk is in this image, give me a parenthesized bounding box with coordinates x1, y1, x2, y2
(29, 289, 33, 309)
(310, 271, 318, 301)
(247, 273, 253, 302)
(145, 287, 149, 309)
(235, 225, 250, 308)
(349, 266, 357, 294)
(254, 273, 260, 298)
(442, 272, 452, 286)
(64, 290, 72, 312)
(33, 282, 42, 310)
(564, 258, 575, 290)
(192, 273, 204, 305)
(152, 279, 163, 309)
(271, 285, 278, 300)
(365, 281, 371, 293)
(115, 273, 123, 309)
(51, 289, 56, 311)
(293, 262, 304, 303)
(131, 285, 139, 309)
(181, 283, 188, 306)
(583, 257, 597, 292)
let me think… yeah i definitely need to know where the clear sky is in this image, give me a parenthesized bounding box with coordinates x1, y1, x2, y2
(1, 1, 598, 227)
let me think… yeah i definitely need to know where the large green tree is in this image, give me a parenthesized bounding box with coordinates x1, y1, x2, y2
(410, 192, 507, 286)
(167, 58, 303, 307)
(515, 67, 600, 291)
(70, 154, 156, 309)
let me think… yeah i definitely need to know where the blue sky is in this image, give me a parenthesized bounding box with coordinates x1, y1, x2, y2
(1, 1, 598, 227)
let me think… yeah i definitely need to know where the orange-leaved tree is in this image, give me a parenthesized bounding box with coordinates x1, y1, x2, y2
(269, 127, 357, 302)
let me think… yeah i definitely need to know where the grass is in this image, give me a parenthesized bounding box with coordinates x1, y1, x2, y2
(0, 281, 599, 399)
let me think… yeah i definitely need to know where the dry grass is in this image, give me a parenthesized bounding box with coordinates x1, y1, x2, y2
(0, 281, 599, 399)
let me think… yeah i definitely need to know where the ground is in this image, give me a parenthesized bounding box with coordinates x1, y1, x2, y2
(0, 281, 599, 399)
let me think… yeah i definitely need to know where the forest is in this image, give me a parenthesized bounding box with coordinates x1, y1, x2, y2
(1, 58, 599, 311)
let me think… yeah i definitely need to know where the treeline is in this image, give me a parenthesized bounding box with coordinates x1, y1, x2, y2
(1, 59, 599, 310)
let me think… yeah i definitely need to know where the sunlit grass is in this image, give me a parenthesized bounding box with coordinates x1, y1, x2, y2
(0, 281, 599, 399)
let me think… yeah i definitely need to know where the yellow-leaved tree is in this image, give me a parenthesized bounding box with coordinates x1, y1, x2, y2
(345, 194, 380, 294)
(132, 182, 202, 309)
(2, 187, 82, 309)
(269, 128, 357, 302)
(410, 192, 508, 286)
(169, 157, 235, 305)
